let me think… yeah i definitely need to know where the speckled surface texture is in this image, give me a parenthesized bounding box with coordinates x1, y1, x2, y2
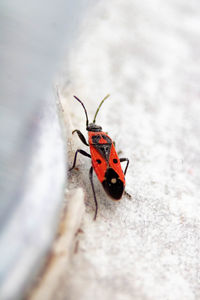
(61, 0, 200, 299)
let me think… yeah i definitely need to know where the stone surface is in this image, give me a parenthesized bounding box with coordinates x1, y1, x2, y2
(29, 188, 85, 300)
(60, 0, 200, 299)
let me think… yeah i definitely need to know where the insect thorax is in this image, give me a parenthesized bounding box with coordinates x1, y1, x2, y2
(90, 133, 112, 163)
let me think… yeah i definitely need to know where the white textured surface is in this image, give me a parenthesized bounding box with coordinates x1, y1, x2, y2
(62, 0, 200, 299)
(30, 188, 85, 300)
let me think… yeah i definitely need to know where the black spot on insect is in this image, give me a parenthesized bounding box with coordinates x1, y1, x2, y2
(102, 135, 112, 143)
(113, 158, 118, 163)
(96, 159, 101, 164)
(92, 135, 101, 144)
(102, 168, 124, 199)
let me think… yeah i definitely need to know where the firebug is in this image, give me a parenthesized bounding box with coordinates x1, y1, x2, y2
(69, 95, 129, 220)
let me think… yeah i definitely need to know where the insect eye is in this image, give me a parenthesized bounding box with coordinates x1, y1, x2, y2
(96, 159, 101, 164)
(113, 158, 118, 163)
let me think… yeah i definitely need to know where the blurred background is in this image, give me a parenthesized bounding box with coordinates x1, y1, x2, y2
(0, 0, 93, 299)
(1, 0, 200, 299)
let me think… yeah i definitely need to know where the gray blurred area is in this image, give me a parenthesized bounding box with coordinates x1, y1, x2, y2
(0, 1, 91, 299)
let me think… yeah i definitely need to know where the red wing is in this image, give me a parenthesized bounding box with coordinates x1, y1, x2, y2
(108, 144, 125, 184)
(88, 131, 125, 186)
(90, 145, 107, 183)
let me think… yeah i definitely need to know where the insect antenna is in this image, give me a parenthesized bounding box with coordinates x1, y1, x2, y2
(73, 96, 89, 128)
(93, 94, 110, 123)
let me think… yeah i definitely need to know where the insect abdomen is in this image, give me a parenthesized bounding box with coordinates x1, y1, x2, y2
(102, 168, 124, 199)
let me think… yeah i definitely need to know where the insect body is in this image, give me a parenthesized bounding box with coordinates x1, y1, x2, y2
(69, 95, 129, 220)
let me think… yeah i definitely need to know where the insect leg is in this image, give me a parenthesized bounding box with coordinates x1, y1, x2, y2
(119, 158, 129, 175)
(89, 166, 98, 220)
(72, 129, 89, 146)
(69, 149, 91, 171)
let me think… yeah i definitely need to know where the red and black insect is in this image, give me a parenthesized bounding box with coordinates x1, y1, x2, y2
(69, 95, 129, 220)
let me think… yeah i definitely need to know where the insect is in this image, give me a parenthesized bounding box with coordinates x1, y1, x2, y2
(69, 95, 129, 220)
